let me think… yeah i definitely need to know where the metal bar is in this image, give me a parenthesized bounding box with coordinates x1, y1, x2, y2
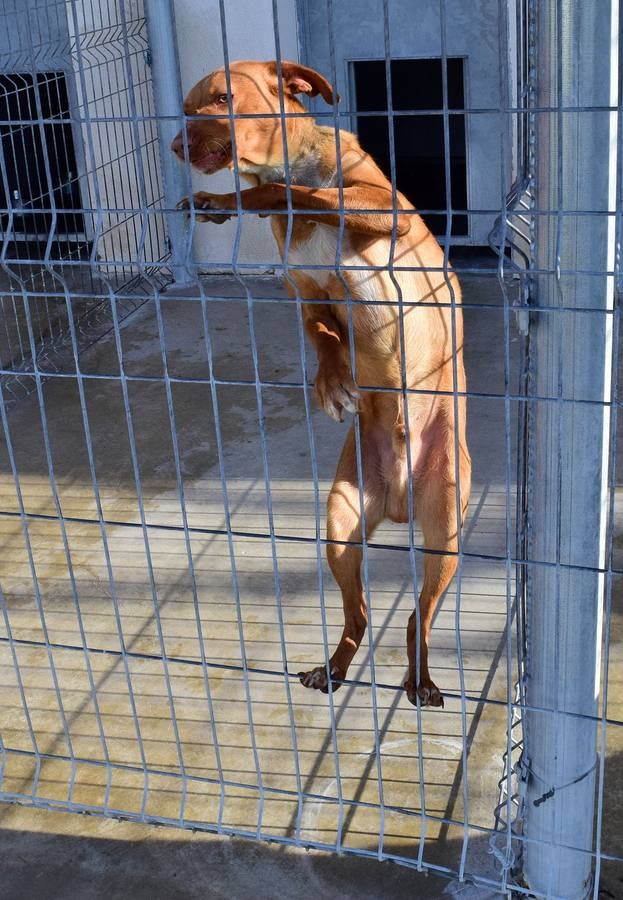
(152, 287, 225, 825)
(143, 0, 191, 283)
(324, 0, 379, 854)
(212, 0, 270, 837)
(373, 1, 429, 869)
(487, 0, 520, 887)
(438, 0, 470, 880)
(522, 1, 620, 895)
(592, 14, 623, 895)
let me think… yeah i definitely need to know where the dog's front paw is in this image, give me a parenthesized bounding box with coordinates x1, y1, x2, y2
(314, 364, 359, 423)
(176, 193, 233, 224)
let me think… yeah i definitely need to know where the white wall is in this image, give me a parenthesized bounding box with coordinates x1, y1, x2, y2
(172, 0, 300, 271)
(66, 0, 167, 272)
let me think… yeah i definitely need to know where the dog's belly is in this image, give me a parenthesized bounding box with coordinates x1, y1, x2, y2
(367, 408, 447, 524)
(380, 432, 428, 523)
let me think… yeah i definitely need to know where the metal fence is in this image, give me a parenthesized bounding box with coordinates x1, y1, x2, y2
(0, 0, 168, 404)
(0, 1, 621, 898)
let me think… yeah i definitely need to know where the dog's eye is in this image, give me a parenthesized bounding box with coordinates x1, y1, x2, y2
(216, 94, 230, 104)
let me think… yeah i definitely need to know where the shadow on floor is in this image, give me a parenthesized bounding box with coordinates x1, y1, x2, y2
(0, 810, 503, 900)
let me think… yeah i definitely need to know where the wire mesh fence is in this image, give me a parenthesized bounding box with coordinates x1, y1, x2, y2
(0, 1, 621, 898)
(0, 0, 167, 404)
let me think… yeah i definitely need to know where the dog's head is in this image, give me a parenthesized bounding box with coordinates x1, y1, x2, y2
(171, 60, 337, 176)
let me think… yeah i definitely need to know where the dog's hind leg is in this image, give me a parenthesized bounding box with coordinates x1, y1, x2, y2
(404, 435, 470, 708)
(299, 426, 385, 694)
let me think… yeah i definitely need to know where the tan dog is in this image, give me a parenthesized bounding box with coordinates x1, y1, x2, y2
(172, 60, 471, 707)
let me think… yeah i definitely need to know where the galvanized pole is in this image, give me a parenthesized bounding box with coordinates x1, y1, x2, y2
(523, 1, 619, 897)
(145, 0, 193, 284)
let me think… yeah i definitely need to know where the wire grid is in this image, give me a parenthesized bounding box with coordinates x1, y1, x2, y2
(0, 0, 167, 405)
(0, 1, 620, 897)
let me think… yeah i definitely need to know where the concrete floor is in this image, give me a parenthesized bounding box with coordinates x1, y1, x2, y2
(0, 270, 621, 899)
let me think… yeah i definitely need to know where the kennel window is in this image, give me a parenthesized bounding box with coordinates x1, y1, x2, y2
(0, 71, 84, 244)
(352, 57, 468, 237)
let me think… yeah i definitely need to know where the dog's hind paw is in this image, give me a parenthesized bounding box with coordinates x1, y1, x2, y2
(298, 664, 344, 694)
(404, 678, 444, 708)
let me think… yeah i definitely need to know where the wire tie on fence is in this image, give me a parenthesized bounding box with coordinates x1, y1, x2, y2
(529, 757, 599, 807)
(532, 788, 554, 807)
(488, 837, 515, 876)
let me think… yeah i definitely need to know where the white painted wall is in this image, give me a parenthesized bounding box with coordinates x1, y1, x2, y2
(66, 0, 167, 270)
(172, 0, 300, 271)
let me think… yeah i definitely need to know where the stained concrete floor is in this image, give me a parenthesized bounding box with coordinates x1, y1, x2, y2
(0, 270, 621, 899)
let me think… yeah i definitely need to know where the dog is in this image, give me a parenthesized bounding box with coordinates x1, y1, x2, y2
(171, 60, 471, 707)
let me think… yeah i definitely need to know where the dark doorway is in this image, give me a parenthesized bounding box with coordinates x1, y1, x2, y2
(0, 71, 85, 243)
(352, 58, 468, 237)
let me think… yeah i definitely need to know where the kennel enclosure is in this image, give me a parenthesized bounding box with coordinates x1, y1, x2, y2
(0, 1, 621, 898)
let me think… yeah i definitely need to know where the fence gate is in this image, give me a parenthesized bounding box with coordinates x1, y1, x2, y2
(0, 1, 621, 898)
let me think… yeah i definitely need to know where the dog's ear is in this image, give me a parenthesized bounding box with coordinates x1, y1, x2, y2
(272, 61, 339, 105)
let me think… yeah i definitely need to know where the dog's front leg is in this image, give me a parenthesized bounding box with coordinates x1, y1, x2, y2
(178, 187, 360, 420)
(176, 192, 235, 223)
(176, 185, 283, 223)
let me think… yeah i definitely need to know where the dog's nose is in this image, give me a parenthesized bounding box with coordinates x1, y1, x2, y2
(171, 131, 187, 158)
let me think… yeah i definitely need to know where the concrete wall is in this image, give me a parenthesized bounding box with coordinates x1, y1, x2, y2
(172, 0, 300, 271)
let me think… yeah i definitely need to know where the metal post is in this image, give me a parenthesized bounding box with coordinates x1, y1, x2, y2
(144, 0, 193, 284)
(523, 1, 619, 897)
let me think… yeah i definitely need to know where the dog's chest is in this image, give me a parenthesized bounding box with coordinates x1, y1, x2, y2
(285, 225, 386, 312)
(286, 224, 344, 288)
(284, 224, 398, 359)
(286, 225, 381, 302)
